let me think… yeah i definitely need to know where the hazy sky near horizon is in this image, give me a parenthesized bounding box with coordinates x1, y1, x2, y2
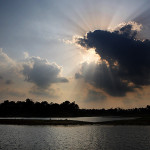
(0, 0, 150, 108)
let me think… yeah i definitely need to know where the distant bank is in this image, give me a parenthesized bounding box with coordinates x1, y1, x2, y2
(0, 117, 150, 125)
(1, 99, 150, 118)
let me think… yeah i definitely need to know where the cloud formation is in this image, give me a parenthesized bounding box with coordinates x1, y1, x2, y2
(22, 57, 68, 89)
(0, 49, 27, 100)
(76, 22, 150, 97)
(0, 48, 21, 84)
(0, 49, 68, 99)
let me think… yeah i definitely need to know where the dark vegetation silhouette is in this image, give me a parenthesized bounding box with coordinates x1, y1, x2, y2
(0, 99, 150, 117)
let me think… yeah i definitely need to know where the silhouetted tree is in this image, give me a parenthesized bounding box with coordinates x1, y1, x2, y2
(0, 99, 150, 117)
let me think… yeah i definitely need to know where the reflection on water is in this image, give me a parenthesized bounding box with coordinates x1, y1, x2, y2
(0, 125, 150, 150)
(0, 116, 135, 122)
(61, 116, 135, 122)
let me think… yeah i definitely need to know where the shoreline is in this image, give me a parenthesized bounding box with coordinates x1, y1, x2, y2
(99, 117, 150, 125)
(0, 117, 150, 126)
(0, 119, 95, 125)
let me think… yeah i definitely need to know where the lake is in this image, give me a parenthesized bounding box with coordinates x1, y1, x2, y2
(0, 116, 135, 122)
(0, 125, 150, 150)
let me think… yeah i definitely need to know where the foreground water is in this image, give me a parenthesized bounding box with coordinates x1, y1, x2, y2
(0, 125, 150, 150)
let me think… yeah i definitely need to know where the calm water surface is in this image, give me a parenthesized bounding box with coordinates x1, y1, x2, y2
(0, 116, 135, 122)
(0, 125, 150, 150)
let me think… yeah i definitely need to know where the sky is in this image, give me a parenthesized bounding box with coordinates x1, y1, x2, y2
(0, 0, 150, 109)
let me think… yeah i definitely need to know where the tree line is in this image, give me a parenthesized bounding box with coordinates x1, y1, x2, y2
(0, 99, 150, 117)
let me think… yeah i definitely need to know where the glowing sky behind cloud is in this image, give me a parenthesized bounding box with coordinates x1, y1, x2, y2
(0, 0, 150, 108)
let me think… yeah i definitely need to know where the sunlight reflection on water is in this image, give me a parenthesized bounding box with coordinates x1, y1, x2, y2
(0, 125, 150, 150)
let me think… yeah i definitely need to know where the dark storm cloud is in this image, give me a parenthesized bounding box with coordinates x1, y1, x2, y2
(76, 22, 150, 96)
(22, 57, 68, 89)
(76, 62, 134, 97)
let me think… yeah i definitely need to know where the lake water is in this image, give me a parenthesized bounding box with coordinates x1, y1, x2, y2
(0, 125, 150, 150)
(0, 116, 135, 122)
